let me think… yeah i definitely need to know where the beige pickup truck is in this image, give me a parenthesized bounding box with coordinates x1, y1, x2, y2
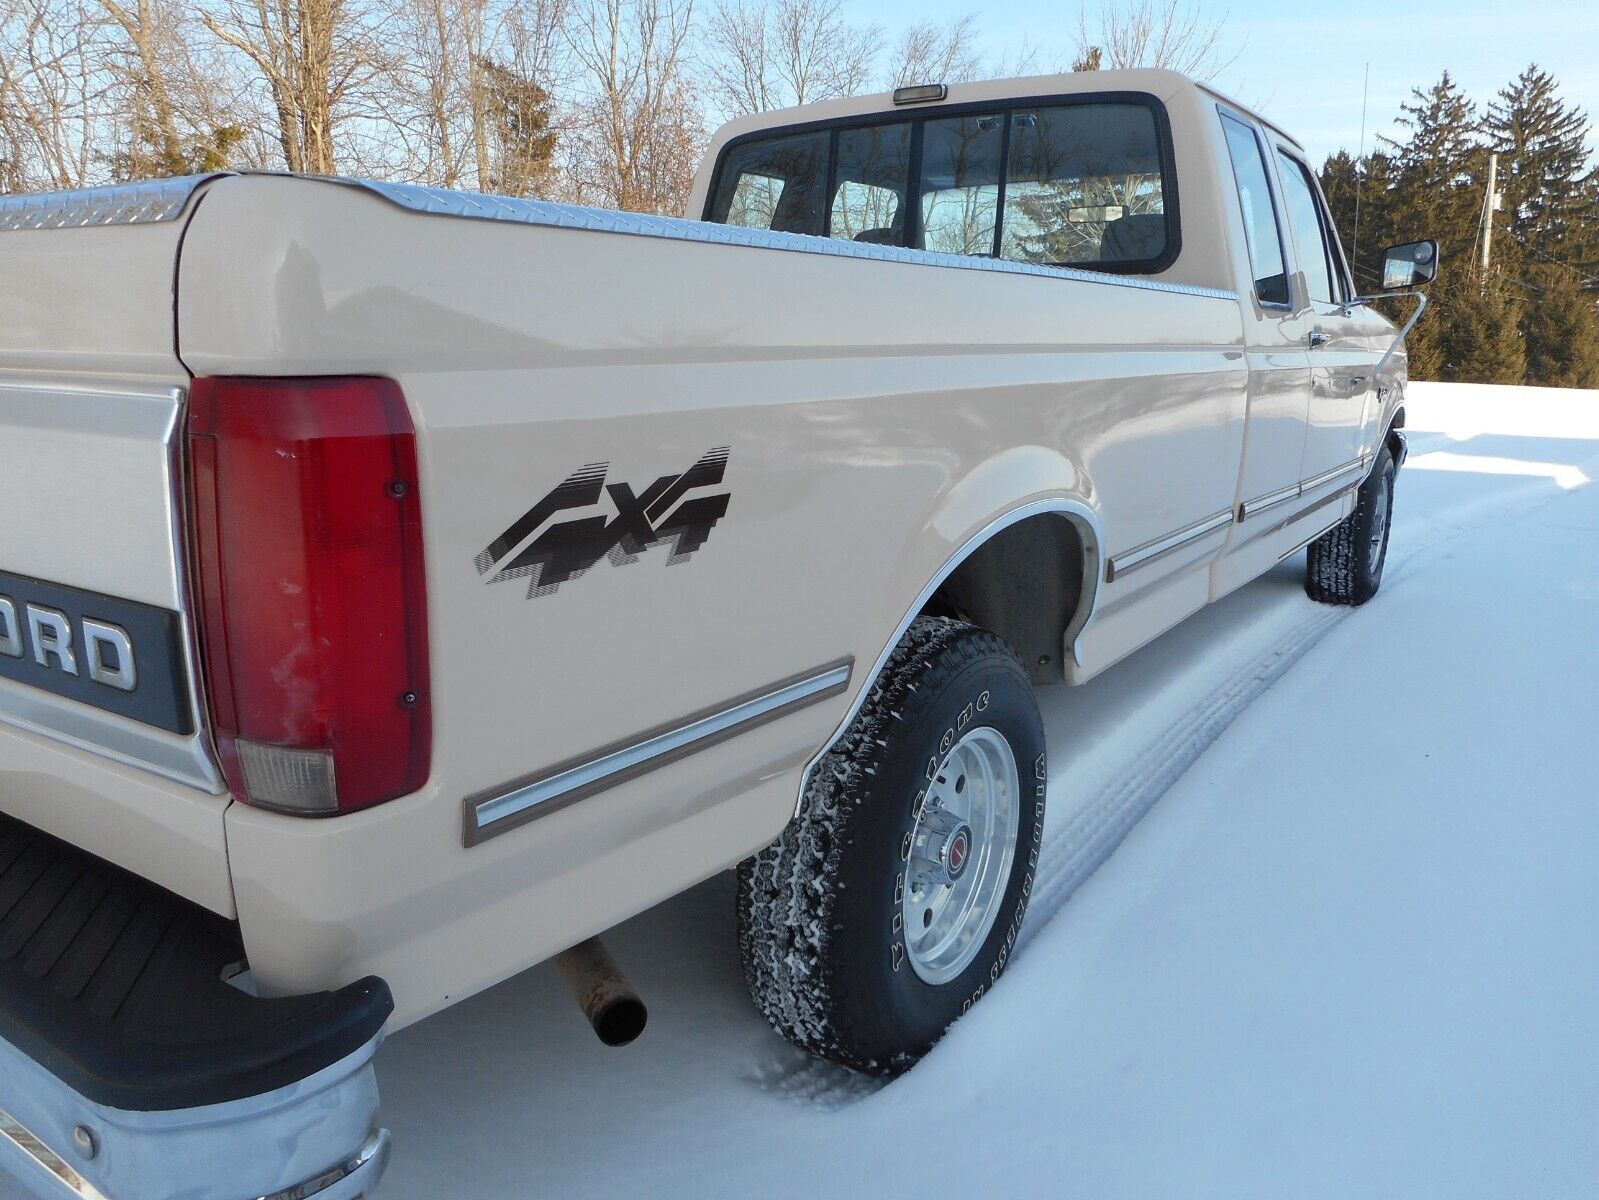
(0, 68, 1434, 1199)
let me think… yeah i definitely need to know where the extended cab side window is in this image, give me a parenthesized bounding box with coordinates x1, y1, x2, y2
(1219, 112, 1290, 307)
(710, 131, 829, 236)
(1001, 102, 1170, 269)
(1275, 151, 1336, 304)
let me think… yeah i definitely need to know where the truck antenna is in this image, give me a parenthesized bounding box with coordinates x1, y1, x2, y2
(1353, 62, 1369, 272)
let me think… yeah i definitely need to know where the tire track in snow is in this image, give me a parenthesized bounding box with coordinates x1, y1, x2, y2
(1022, 605, 1344, 950)
(1023, 439, 1599, 951)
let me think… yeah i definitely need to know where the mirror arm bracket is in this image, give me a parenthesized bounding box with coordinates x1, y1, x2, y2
(1354, 289, 1429, 381)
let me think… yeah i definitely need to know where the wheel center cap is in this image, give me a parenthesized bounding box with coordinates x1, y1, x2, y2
(943, 823, 973, 881)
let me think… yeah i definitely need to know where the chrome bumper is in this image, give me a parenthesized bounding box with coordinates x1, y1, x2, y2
(0, 1029, 390, 1200)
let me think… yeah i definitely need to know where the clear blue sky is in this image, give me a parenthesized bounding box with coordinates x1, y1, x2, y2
(849, 0, 1599, 164)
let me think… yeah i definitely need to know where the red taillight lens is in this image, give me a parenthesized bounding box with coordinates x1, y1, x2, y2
(186, 376, 431, 815)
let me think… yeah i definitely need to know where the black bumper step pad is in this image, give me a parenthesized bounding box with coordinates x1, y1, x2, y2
(0, 810, 391, 1111)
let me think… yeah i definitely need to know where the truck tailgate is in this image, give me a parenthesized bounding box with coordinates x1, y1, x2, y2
(0, 179, 231, 915)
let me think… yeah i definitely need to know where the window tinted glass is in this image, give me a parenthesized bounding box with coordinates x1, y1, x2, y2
(917, 113, 1003, 255)
(1276, 151, 1336, 304)
(1219, 113, 1289, 306)
(1001, 103, 1167, 267)
(831, 123, 912, 244)
(710, 131, 828, 235)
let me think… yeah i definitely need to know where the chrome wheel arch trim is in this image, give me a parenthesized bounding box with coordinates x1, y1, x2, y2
(795, 496, 1103, 819)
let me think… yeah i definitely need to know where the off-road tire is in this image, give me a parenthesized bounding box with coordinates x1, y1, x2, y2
(1306, 444, 1396, 606)
(736, 616, 1046, 1074)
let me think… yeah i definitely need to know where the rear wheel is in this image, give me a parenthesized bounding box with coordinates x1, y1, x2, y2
(1306, 444, 1396, 606)
(737, 616, 1046, 1074)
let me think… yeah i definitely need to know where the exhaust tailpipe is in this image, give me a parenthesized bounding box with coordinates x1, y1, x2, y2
(553, 937, 648, 1046)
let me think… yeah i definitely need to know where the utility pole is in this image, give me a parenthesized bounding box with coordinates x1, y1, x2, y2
(1478, 151, 1500, 288)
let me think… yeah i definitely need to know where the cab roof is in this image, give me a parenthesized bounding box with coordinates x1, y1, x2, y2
(705, 68, 1303, 156)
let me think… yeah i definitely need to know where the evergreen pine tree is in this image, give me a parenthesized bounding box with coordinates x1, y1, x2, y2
(1381, 72, 1483, 270)
(1442, 277, 1527, 384)
(1522, 264, 1599, 387)
(1483, 65, 1599, 277)
(1399, 278, 1450, 382)
(1319, 149, 1360, 246)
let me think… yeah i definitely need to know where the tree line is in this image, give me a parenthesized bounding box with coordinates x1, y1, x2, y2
(3, 0, 1593, 386)
(0, 0, 1037, 214)
(1320, 66, 1599, 389)
(0, 0, 1239, 207)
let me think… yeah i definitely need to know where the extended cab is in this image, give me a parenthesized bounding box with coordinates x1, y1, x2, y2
(0, 69, 1433, 1198)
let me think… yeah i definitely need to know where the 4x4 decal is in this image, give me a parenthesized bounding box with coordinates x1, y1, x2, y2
(475, 447, 731, 597)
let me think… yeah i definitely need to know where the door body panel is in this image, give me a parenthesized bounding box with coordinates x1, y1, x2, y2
(1302, 302, 1393, 480)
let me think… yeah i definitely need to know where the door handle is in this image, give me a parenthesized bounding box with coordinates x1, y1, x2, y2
(1308, 330, 1330, 349)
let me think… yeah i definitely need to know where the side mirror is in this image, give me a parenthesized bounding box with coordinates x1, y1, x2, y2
(1381, 239, 1439, 290)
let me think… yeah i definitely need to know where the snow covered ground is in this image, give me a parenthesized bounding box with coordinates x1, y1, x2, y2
(376, 382, 1599, 1199)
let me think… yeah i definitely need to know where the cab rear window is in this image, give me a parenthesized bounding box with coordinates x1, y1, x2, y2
(705, 93, 1178, 273)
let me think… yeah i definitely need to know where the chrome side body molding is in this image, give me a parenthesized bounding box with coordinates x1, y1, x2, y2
(1238, 454, 1373, 523)
(1105, 509, 1233, 581)
(465, 659, 854, 845)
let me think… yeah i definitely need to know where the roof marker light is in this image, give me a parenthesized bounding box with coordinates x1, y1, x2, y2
(893, 83, 949, 106)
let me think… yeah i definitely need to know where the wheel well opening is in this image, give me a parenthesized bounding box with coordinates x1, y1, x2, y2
(920, 513, 1089, 685)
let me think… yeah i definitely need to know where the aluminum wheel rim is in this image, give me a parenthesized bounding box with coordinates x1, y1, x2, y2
(902, 725, 1021, 985)
(1369, 470, 1392, 575)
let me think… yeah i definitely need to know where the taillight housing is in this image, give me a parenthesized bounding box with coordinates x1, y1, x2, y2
(186, 376, 431, 815)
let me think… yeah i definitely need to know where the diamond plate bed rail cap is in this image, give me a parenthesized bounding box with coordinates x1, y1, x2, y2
(0, 174, 229, 231)
(0, 170, 1239, 302)
(340, 177, 1240, 302)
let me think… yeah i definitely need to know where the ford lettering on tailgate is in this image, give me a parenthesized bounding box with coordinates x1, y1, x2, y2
(0, 569, 192, 735)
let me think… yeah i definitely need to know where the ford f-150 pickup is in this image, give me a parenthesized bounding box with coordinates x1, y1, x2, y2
(0, 68, 1435, 1198)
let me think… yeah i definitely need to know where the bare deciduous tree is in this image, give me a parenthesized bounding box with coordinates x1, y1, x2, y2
(3, 0, 1250, 205)
(199, 0, 382, 173)
(1074, 0, 1236, 80)
(387, 0, 477, 186)
(98, 0, 248, 178)
(702, 0, 878, 119)
(98, 0, 184, 174)
(478, 0, 566, 193)
(0, 0, 110, 188)
(884, 13, 982, 88)
(566, 0, 700, 214)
